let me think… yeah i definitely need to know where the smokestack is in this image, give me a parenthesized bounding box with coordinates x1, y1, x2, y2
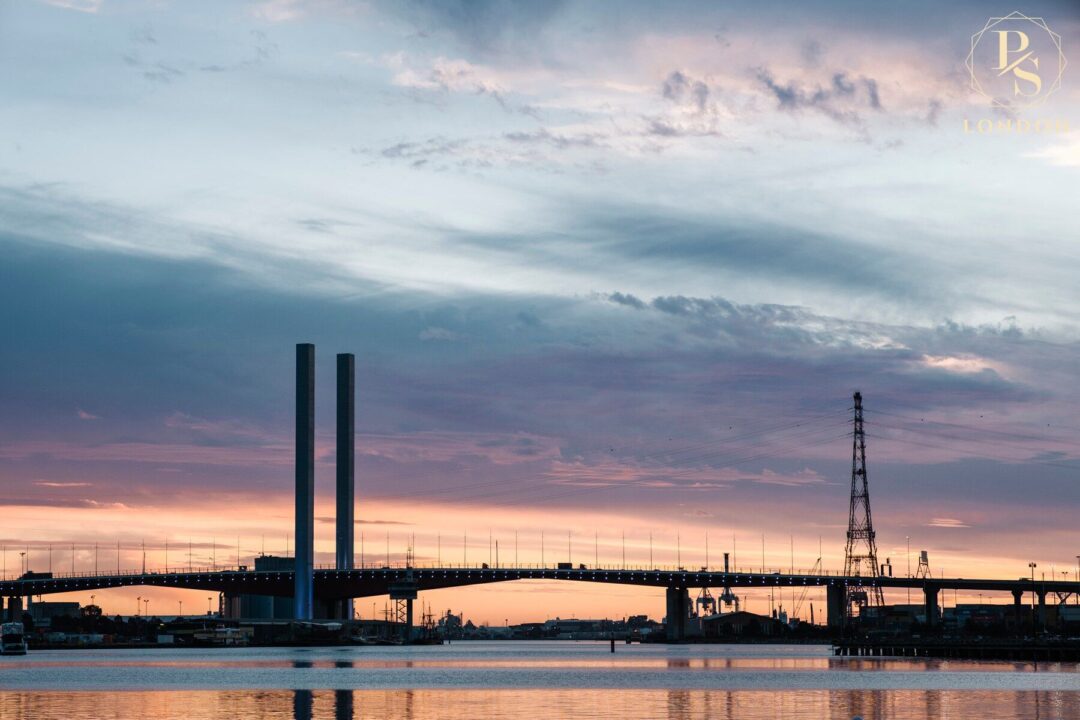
(294, 343, 315, 620)
(336, 353, 355, 618)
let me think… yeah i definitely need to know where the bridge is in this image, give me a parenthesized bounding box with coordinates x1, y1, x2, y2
(5, 564, 1078, 639)
(9, 343, 1078, 640)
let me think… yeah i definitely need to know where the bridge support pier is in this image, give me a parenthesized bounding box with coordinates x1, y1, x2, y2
(1012, 589, 1024, 632)
(389, 579, 417, 642)
(923, 586, 940, 629)
(1037, 590, 1047, 633)
(6, 596, 22, 622)
(826, 585, 845, 630)
(665, 587, 690, 642)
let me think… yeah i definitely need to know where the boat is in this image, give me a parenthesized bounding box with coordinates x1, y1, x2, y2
(1, 622, 28, 655)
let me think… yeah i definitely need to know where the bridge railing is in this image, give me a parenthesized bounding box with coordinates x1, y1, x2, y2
(337, 562, 840, 575)
(1, 562, 845, 581)
(0, 565, 266, 582)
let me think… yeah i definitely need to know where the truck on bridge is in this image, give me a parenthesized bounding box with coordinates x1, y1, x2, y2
(19, 571, 53, 581)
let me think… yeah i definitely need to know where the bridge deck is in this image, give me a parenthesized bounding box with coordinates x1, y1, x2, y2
(3, 567, 1077, 601)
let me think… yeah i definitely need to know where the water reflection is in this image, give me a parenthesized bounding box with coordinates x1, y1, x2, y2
(2, 643, 1078, 720)
(333, 690, 353, 720)
(2, 689, 1076, 720)
(294, 689, 313, 720)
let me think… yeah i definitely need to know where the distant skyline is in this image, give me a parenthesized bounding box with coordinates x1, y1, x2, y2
(1, 0, 1079, 621)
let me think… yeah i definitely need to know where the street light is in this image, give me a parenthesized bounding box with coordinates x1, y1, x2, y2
(1028, 562, 1037, 634)
(207, 596, 213, 616)
(178, 600, 183, 618)
(136, 595, 141, 616)
(144, 598, 150, 618)
(906, 536, 911, 606)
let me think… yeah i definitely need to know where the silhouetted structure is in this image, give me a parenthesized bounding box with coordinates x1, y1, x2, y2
(294, 343, 315, 620)
(843, 391, 884, 621)
(336, 353, 356, 619)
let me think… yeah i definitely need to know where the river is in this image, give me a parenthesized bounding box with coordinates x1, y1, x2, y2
(1, 641, 1078, 719)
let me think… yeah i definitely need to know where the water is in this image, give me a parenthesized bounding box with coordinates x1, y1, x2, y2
(1, 641, 1078, 719)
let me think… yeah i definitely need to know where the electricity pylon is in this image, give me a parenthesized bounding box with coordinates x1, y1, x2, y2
(843, 391, 884, 621)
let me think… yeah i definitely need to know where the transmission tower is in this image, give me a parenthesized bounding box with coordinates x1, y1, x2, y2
(843, 391, 884, 619)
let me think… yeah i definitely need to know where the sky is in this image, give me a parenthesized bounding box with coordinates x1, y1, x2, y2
(1, 0, 1079, 623)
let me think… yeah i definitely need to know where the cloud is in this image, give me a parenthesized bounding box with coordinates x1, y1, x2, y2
(645, 70, 730, 138)
(755, 67, 884, 127)
(76, 408, 100, 421)
(606, 292, 646, 310)
(122, 54, 186, 84)
(379, 136, 469, 162)
(801, 40, 825, 68)
(503, 129, 601, 149)
(0, 231, 1077, 547)
(3, 0, 1079, 591)
(925, 99, 943, 126)
(315, 516, 412, 525)
(920, 354, 1003, 375)
(382, 53, 541, 115)
(39, 0, 102, 12)
(250, 0, 306, 22)
(661, 71, 710, 113)
(372, 129, 605, 169)
(927, 517, 970, 529)
(0, 440, 291, 467)
(389, 0, 567, 57)
(0, 497, 128, 509)
(419, 326, 463, 341)
(1026, 137, 1080, 167)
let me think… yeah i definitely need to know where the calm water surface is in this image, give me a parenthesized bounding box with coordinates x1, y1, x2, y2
(1, 641, 1078, 719)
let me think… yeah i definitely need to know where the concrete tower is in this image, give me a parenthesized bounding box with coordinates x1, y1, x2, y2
(336, 352, 355, 619)
(294, 343, 315, 619)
